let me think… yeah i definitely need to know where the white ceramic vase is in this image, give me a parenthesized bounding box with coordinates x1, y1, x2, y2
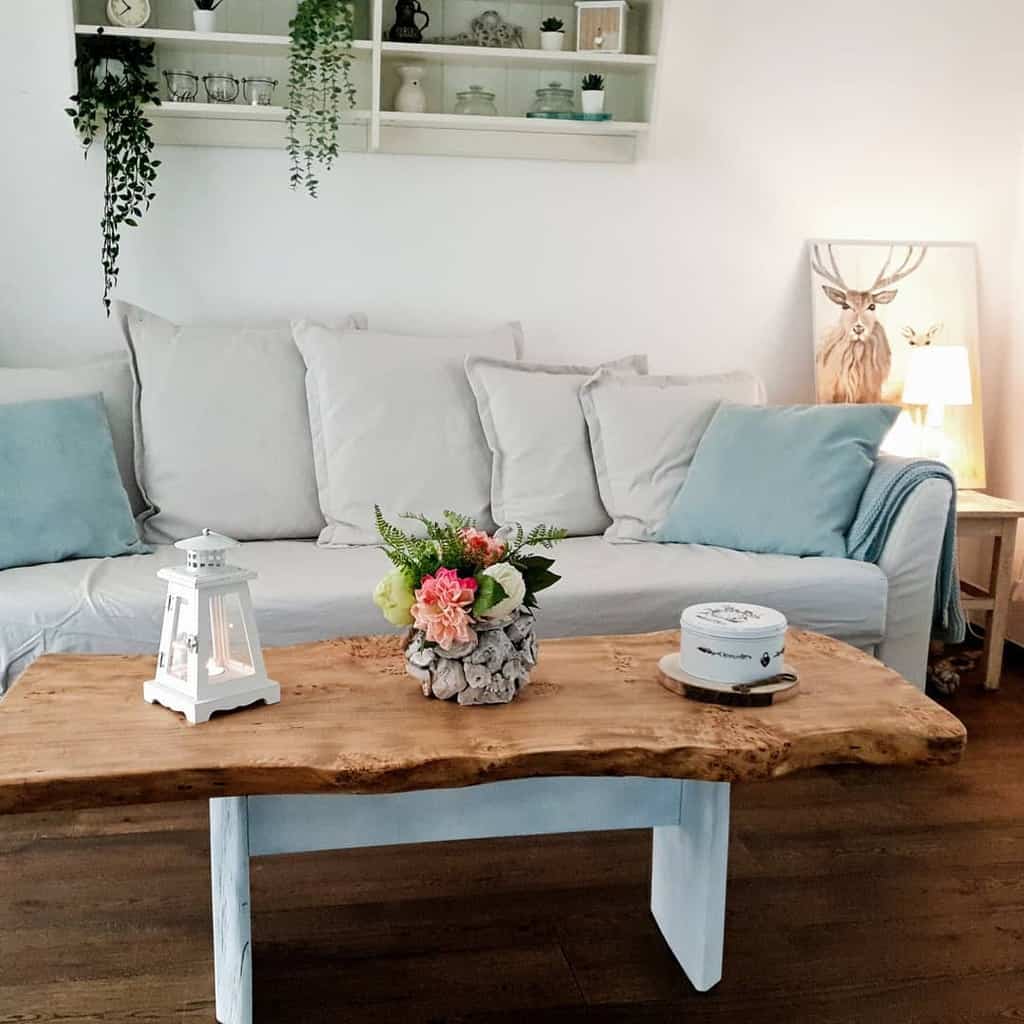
(394, 64, 427, 114)
(193, 8, 218, 33)
(581, 89, 605, 115)
(539, 31, 565, 51)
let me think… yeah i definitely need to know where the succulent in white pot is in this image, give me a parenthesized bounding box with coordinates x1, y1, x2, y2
(539, 16, 565, 51)
(193, 0, 225, 33)
(581, 72, 605, 114)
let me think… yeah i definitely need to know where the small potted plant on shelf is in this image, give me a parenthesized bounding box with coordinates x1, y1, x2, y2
(581, 72, 605, 115)
(539, 16, 565, 51)
(372, 508, 565, 706)
(193, 0, 226, 33)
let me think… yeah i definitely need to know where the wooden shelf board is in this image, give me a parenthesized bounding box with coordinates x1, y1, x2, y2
(378, 110, 648, 136)
(381, 41, 655, 71)
(75, 25, 372, 57)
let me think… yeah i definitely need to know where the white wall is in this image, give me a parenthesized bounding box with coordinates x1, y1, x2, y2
(4, 0, 1023, 404)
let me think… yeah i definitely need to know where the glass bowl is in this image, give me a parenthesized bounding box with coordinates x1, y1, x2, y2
(242, 76, 278, 106)
(203, 72, 240, 104)
(163, 69, 199, 102)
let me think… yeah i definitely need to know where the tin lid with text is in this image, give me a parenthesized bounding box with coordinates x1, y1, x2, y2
(680, 602, 787, 640)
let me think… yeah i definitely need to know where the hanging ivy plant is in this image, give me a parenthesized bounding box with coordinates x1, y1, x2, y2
(287, 0, 358, 198)
(67, 31, 161, 313)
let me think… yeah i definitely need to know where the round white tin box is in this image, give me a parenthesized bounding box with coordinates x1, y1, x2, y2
(680, 602, 788, 685)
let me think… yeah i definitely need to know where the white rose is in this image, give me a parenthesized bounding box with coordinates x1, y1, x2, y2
(477, 563, 526, 620)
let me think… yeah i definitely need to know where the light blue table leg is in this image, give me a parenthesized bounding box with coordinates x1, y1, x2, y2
(650, 780, 731, 991)
(210, 796, 253, 1024)
(210, 778, 731, 1019)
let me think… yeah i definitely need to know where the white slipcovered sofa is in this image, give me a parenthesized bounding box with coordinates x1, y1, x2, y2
(0, 309, 952, 694)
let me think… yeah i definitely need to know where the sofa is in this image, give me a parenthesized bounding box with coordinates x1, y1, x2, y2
(0, 307, 953, 694)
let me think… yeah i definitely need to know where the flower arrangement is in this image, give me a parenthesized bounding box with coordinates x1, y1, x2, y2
(373, 508, 565, 705)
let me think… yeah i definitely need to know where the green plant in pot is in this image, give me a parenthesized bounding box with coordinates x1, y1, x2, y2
(287, 0, 358, 198)
(539, 16, 565, 51)
(66, 31, 161, 314)
(581, 72, 606, 115)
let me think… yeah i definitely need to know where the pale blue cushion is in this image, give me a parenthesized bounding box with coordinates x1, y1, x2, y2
(657, 404, 900, 558)
(0, 395, 148, 570)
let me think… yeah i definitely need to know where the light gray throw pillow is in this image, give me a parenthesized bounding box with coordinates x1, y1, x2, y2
(580, 369, 767, 542)
(293, 321, 524, 546)
(117, 302, 367, 543)
(465, 355, 647, 537)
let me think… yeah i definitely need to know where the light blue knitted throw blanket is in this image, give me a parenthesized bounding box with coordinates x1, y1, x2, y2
(846, 456, 965, 644)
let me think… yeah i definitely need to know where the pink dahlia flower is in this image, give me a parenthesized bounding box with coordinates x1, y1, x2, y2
(460, 527, 507, 567)
(412, 568, 478, 650)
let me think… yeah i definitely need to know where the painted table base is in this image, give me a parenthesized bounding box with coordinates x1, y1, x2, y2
(210, 776, 730, 1023)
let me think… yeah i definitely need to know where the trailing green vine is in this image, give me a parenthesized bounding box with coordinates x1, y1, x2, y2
(287, 0, 357, 198)
(67, 31, 161, 313)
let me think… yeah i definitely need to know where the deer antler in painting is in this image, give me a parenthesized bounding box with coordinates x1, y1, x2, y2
(870, 245, 928, 291)
(810, 243, 849, 291)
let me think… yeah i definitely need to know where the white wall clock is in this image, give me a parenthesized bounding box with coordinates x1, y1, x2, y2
(106, 0, 151, 28)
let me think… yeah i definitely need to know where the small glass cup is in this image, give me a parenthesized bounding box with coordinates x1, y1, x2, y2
(203, 72, 240, 104)
(163, 69, 199, 103)
(242, 76, 278, 106)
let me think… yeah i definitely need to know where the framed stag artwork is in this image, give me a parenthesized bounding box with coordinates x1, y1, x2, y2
(808, 239, 986, 488)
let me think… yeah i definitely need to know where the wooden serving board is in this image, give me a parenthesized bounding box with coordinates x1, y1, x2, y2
(657, 653, 800, 707)
(0, 629, 966, 815)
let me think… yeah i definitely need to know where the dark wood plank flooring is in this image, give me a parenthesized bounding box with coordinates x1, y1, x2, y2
(1, 656, 1022, 1023)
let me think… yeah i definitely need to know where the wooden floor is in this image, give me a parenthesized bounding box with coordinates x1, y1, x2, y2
(2, 658, 1023, 1023)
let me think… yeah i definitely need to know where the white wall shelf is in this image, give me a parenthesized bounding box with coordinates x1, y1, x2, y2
(75, 24, 373, 57)
(70, 0, 666, 162)
(380, 41, 656, 72)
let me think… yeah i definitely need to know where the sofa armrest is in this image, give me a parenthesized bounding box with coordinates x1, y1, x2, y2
(874, 476, 953, 690)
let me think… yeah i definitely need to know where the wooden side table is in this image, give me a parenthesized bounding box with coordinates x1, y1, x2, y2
(957, 491, 1024, 689)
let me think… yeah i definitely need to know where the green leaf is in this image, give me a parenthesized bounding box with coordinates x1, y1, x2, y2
(527, 569, 561, 595)
(472, 575, 508, 617)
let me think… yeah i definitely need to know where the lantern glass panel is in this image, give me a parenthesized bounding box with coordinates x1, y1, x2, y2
(207, 591, 255, 681)
(166, 595, 191, 682)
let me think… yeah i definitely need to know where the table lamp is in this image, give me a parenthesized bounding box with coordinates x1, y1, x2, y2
(900, 344, 973, 464)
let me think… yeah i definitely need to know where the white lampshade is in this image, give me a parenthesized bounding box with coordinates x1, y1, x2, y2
(902, 345, 973, 407)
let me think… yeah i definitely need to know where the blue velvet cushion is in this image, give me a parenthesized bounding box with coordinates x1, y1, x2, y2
(0, 395, 148, 570)
(657, 403, 900, 558)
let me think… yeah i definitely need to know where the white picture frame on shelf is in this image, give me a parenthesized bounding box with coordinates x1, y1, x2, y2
(575, 0, 630, 54)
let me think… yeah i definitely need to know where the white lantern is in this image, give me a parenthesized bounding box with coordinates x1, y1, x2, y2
(144, 529, 280, 724)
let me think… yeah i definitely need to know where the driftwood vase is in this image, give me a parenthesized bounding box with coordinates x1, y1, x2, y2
(404, 609, 538, 705)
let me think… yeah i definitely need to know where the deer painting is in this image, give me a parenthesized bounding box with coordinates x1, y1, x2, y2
(811, 244, 928, 404)
(901, 323, 944, 347)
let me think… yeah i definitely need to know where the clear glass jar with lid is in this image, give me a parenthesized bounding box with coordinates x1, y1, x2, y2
(454, 85, 498, 116)
(529, 81, 575, 117)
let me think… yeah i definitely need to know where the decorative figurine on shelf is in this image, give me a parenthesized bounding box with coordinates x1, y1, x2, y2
(144, 530, 280, 724)
(394, 64, 427, 112)
(389, 0, 430, 42)
(471, 10, 524, 47)
(441, 10, 524, 48)
(575, 0, 630, 54)
(539, 17, 566, 51)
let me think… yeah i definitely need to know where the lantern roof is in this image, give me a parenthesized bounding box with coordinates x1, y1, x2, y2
(175, 529, 239, 553)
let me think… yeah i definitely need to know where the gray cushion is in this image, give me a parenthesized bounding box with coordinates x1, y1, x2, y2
(0, 538, 886, 693)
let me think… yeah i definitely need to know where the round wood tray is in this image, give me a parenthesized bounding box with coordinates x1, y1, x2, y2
(657, 653, 800, 707)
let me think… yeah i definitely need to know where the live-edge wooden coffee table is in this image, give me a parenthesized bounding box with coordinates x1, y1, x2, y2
(0, 629, 965, 1024)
